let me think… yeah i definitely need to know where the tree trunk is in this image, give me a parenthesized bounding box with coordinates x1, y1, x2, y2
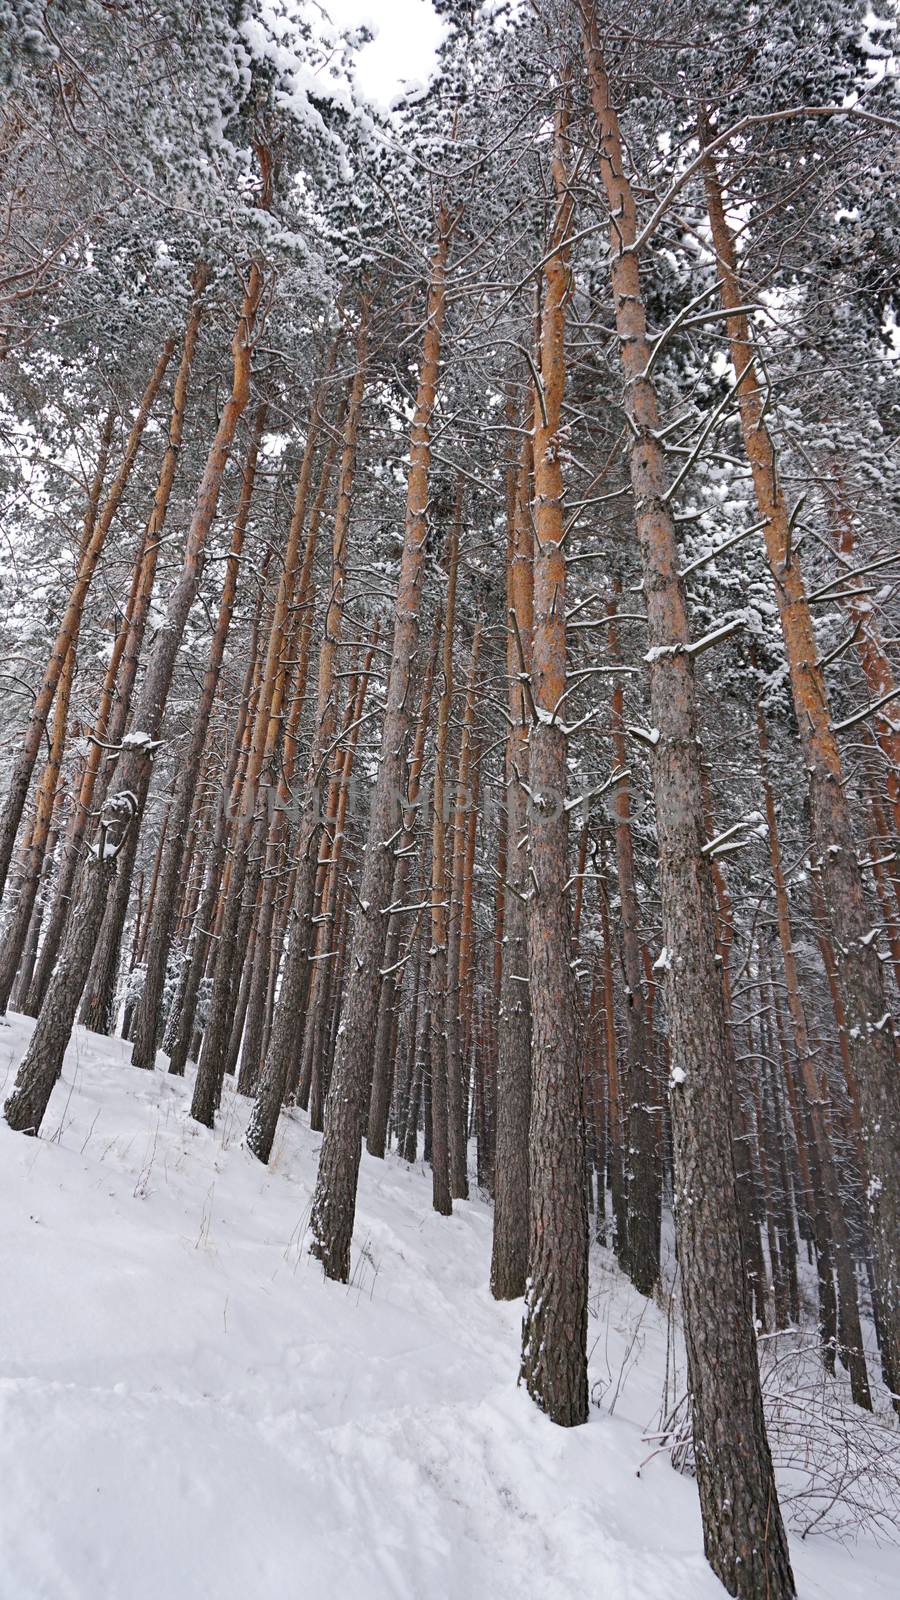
(306, 642, 376, 1129)
(598, 855, 626, 1253)
(0, 408, 114, 1012)
(25, 277, 207, 1012)
(519, 101, 588, 1429)
(165, 601, 263, 1073)
(245, 305, 369, 1157)
(235, 398, 341, 1099)
(832, 480, 900, 840)
(446, 622, 481, 1199)
(79, 815, 140, 1033)
(491, 432, 533, 1299)
(300, 632, 377, 1119)
(0, 336, 176, 909)
(608, 585, 659, 1295)
(702, 136, 899, 1409)
(307, 213, 453, 1279)
(582, 17, 793, 1592)
(756, 684, 871, 1406)
(129, 405, 265, 1069)
(4, 796, 137, 1132)
(9, 261, 264, 1133)
(428, 493, 460, 1217)
(367, 611, 440, 1157)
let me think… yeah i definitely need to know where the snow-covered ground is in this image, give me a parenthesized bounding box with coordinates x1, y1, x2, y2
(0, 1015, 895, 1600)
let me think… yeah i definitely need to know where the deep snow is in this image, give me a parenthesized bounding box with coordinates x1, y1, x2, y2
(0, 1014, 895, 1600)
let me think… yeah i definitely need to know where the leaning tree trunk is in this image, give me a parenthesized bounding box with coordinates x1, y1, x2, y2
(27, 273, 207, 1013)
(4, 261, 263, 1135)
(0, 332, 177, 910)
(307, 212, 453, 1280)
(4, 795, 138, 1132)
(11, 812, 60, 1013)
(581, 14, 794, 1593)
(0, 408, 114, 1013)
(80, 273, 263, 1040)
(701, 134, 900, 1410)
(129, 405, 265, 1069)
(79, 815, 142, 1033)
(519, 100, 589, 1430)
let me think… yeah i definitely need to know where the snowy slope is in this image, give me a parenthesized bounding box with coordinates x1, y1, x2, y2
(0, 1015, 895, 1600)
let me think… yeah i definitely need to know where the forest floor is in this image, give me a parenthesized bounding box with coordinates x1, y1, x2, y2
(0, 1014, 896, 1599)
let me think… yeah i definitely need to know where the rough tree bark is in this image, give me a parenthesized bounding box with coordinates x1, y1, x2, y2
(491, 432, 533, 1300)
(756, 683, 871, 1407)
(4, 794, 138, 1132)
(166, 637, 261, 1077)
(26, 281, 207, 1013)
(232, 401, 343, 1099)
(518, 97, 589, 1429)
(832, 480, 900, 840)
(244, 306, 370, 1156)
(581, 12, 794, 1592)
(446, 620, 481, 1199)
(4, 261, 263, 1130)
(0, 333, 177, 910)
(598, 850, 626, 1251)
(191, 340, 349, 1129)
(429, 496, 460, 1217)
(608, 585, 660, 1295)
(305, 635, 377, 1129)
(701, 135, 899, 1410)
(307, 210, 453, 1279)
(129, 405, 265, 1069)
(0, 407, 114, 1012)
(301, 628, 378, 1121)
(367, 610, 441, 1157)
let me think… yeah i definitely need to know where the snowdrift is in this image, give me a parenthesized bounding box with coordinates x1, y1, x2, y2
(0, 1016, 894, 1600)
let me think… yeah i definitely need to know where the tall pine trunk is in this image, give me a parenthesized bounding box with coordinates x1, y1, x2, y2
(129, 405, 265, 1069)
(0, 407, 114, 1012)
(367, 612, 440, 1157)
(608, 585, 660, 1295)
(244, 306, 370, 1156)
(519, 97, 588, 1429)
(491, 432, 533, 1299)
(26, 276, 207, 1013)
(4, 262, 263, 1132)
(428, 499, 460, 1217)
(446, 622, 481, 1199)
(307, 213, 452, 1280)
(580, 15, 794, 1592)
(755, 683, 871, 1406)
(701, 136, 899, 1409)
(0, 334, 177, 909)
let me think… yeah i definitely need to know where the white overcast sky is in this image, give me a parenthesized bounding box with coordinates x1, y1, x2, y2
(324, 0, 444, 104)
